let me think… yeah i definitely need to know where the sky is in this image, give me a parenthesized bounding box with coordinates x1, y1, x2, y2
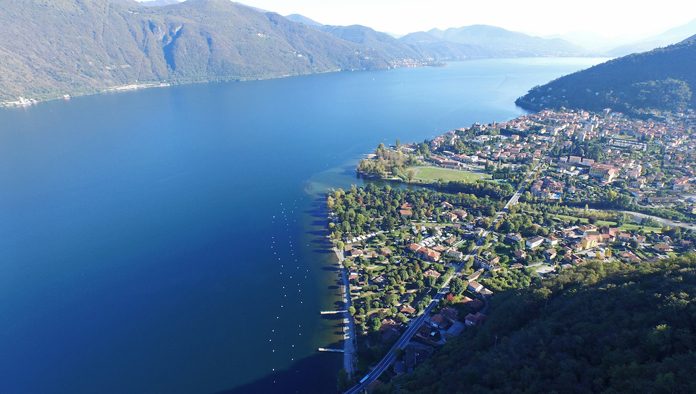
(140, 0, 696, 42)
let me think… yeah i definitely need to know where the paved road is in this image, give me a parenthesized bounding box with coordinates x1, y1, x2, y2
(344, 160, 544, 393)
(345, 294, 440, 393)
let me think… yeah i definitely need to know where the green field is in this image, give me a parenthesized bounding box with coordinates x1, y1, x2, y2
(552, 214, 663, 233)
(407, 166, 489, 183)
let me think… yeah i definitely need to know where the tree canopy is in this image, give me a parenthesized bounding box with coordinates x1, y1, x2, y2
(396, 254, 696, 393)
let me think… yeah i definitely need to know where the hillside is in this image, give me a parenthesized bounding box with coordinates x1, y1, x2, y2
(318, 25, 423, 61)
(140, 0, 182, 6)
(285, 13, 323, 28)
(516, 35, 696, 115)
(0, 0, 417, 102)
(399, 31, 499, 60)
(396, 254, 696, 393)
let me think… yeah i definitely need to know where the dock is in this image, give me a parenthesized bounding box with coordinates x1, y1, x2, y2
(318, 347, 345, 353)
(319, 310, 347, 315)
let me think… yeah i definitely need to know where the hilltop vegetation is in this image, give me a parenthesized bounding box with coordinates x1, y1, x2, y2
(516, 35, 696, 116)
(394, 254, 696, 393)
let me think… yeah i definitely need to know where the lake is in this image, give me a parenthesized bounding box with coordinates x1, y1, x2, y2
(0, 58, 605, 393)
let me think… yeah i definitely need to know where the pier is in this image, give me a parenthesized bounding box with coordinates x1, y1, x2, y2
(319, 310, 347, 315)
(318, 347, 345, 353)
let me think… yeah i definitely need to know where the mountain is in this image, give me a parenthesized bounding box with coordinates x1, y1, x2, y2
(0, 0, 421, 102)
(516, 35, 696, 115)
(399, 31, 498, 60)
(287, 18, 489, 62)
(140, 0, 182, 6)
(318, 25, 424, 60)
(547, 31, 622, 53)
(398, 254, 696, 393)
(285, 13, 323, 28)
(0, 1, 593, 103)
(609, 19, 696, 56)
(424, 25, 585, 57)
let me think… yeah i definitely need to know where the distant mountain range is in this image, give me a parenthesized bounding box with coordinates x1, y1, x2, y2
(516, 35, 696, 115)
(140, 0, 181, 6)
(607, 19, 696, 56)
(0, 0, 589, 102)
(290, 17, 586, 60)
(423, 25, 585, 57)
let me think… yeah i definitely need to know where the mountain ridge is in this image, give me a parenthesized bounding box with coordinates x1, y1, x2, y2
(0, 0, 414, 102)
(0, 1, 589, 103)
(608, 19, 696, 56)
(425, 24, 585, 57)
(516, 34, 696, 115)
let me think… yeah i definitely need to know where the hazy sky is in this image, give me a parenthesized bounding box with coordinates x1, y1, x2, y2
(141, 0, 696, 40)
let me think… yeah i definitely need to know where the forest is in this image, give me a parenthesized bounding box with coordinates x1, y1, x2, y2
(391, 254, 696, 393)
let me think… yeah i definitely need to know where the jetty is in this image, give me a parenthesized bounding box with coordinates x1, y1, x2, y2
(318, 347, 345, 353)
(319, 310, 347, 315)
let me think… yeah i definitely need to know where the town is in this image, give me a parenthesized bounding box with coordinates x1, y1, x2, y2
(334, 108, 695, 391)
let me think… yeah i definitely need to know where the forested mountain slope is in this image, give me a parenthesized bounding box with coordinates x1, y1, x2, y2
(397, 254, 696, 393)
(517, 35, 696, 115)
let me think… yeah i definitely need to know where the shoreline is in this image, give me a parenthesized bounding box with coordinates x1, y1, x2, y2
(0, 56, 607, 111)
(0, 67, 389, 110)
(332, 245, 356, 379)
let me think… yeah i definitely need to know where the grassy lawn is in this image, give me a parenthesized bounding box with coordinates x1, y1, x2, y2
(619, 223, 663, 233)
(407, 166, 489, 184)
(553, 214, 615, 226)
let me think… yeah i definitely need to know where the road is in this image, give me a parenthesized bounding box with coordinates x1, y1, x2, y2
(344, 269, 459, 394)
(344, 160, 544, 393)
(618, 210, 696, 231)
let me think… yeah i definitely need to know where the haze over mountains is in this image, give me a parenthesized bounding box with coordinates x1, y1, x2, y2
(290, 17, 586, 59)
(517, 34, 696, 115)
(0, 0, 586, 102)
(607, 19, 696, 56)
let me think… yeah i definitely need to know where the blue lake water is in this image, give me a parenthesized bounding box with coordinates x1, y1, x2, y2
(0, 58, 605, 393)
